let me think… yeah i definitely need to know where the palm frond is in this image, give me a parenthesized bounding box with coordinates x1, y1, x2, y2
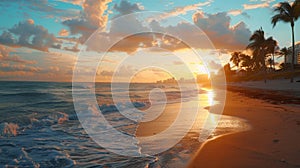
(293, 0, 300, 19)
(272, 14, 292, 27)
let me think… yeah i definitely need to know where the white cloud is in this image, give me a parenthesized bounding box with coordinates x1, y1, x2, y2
(59, 29, 69, 37)
(228, 9, 242, 16)
(243, 2, 269, 10)
(149, 1, 211, 21)
(63, 0, 112, 43)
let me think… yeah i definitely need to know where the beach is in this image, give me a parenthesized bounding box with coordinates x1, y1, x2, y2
(188, 81, 300, 168)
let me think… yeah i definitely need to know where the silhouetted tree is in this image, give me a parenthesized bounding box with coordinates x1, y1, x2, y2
(247, 28, 267, 71)
(247, 28, 277, 83)
(272, 0, 300, 82)
(239, 54, 253, 72)
(230, 52, 241, 68)
(265, 37, 278, 70)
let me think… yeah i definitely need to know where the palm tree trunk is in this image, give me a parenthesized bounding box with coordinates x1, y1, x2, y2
(291, 24, 295, 83)
(284, 54, 286, 64)
(272, 53, 275, 71)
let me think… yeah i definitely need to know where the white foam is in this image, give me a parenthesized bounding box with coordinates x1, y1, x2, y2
(0, 122, 19, 137)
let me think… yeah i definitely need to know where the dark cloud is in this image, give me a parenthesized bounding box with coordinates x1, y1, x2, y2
(193, 12, 251, 50)
(113, 0, 143, 16)
(0, 31, 15, 45)
(0, 20, 59, 52)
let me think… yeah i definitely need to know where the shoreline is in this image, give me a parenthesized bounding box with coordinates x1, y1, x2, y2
(188, 86, 300, 168)
(135, 90, 251, 167)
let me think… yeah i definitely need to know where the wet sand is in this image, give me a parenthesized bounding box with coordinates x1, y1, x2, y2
(135, 91, 250, 167)
(188, 90, 300, 168)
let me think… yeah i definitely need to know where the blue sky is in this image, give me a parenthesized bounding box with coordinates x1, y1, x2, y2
(0, 0, 299, 82)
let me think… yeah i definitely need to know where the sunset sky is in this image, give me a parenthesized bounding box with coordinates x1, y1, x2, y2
(0, 0, 299, 82)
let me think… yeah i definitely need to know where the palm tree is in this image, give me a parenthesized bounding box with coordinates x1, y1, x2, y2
(265, 37, 278, 70)
(230, 52, 241, 68)
(271, 0, 300, 82)
(280, 47, 289, 64)
(239, 54, 253, 72)
(247, 28, 277, 83)
(247, 28, 267, 71)
(267, 58, 274, 70)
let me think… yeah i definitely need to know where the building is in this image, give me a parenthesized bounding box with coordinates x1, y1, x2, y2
(286, 43, 300, 64)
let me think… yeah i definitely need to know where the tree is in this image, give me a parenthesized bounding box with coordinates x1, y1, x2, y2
(247, 28, 267, 71)
(265, 37, 278, 70)
(230, 51, 253, 73)
(230, 52, 241, 68)
(239, 54, 253, 72)
(247, 28, 277, 83)
(267, 58, 274, 70)
(280, 47, 289, 64)
(272, 0, 300, 82)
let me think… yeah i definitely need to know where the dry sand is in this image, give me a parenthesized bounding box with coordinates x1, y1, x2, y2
(188, 90, 300, 168)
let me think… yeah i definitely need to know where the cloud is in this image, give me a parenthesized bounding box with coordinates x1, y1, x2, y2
(99, 70, 114, 77)
(0, 44, 11, 59)
(50, 66, 60, 72)
(0, 31, 15, 46)
(86, 12, 251, 53)
(0, 20, 59, 52)
(58, 0, 83, 6)
(1, 0, 80, 20)
(59, 29, 69, 37)
(241, 12, 251, 19)
(208, 60, 220, 70)
(0, 45, 36, 64)
(228, 9, 250, 18)
(85, 8, 150, 53)
(193, 12, 252, 50)
(228, 9, 242, 16)
(0, 46, 42, 79)
(113, 0, 143, 16)
(173, 61, 184, 65)
(64, 43, 80, 53)
(193, 12, 207, 25)
(0, 64, 41, 73)
(85, 8, 251, 53)
(62, 0, 112, 43)
(150, 1, 211, 21)
(27, 19, 34, 25)
(0, 47, 78, 81)
(243, 2, 269, 10)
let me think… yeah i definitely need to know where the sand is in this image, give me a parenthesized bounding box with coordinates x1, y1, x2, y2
(188, 90, 300, 168)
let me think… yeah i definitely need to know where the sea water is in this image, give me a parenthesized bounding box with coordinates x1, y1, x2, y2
(0, 81, 249, 167)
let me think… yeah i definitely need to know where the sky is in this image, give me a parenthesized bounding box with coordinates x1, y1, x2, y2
(0, 0, 299, 82)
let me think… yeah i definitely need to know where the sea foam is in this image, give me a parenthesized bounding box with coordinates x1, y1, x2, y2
(0, 122, 19, 137)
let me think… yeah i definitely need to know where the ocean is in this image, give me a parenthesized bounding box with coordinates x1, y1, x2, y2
(0, 81, 249, 167)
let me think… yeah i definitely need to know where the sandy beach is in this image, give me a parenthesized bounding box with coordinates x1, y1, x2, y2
(188, 83, 300, 168)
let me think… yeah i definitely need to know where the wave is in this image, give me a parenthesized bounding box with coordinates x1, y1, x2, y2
(0, 92, 53, 98)
(0, 122, 19, 137)
(99, 102, 146, 114)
